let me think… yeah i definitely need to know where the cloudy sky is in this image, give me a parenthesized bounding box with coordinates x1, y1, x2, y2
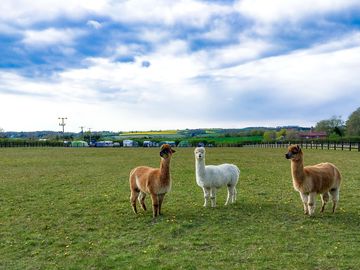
(1, 0, 360, 132)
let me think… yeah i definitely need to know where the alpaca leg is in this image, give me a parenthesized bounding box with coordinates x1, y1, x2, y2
(225, 185, 235, 205)
(130, 190, 139, 214)
(308, 192, 316, 216)
(158, 193, 165, 215)
(320, 192, 329, 213)
(210, 188, 217, 207)
(232, 186, 237, 203)
(299, 192, 309, 215)
(330, 188, 340, 213)
(203, 187, 210, 207)
(225, 186, 231, 206)
(150, 193, 160, 218)
(138, 192, 147, 211)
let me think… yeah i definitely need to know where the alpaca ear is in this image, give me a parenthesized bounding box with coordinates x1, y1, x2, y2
(296, 145, 301, 151)
(171, 149, 176, 153)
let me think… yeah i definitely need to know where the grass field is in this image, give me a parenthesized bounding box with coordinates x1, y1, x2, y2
(209, 136, 263, 143)
(121, 130, 178, 135)
(1, 147, 359, 269)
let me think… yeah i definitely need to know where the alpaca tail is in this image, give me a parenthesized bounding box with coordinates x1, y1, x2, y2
(333, 165, 342, 188)
(230, 164, 240, 185)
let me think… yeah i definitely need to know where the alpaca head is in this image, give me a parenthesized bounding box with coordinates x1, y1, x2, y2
(194, 147, 205, 160)
(285, 144, 302, 160)
(160, 144, 176, 159)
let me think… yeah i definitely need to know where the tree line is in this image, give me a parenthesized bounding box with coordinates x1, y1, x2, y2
(262, 107, 360, 142)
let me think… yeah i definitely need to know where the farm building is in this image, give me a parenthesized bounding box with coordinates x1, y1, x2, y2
(143, 141, 158, 147)
(298, 131, 327, 139)
(159, 141, 176, 147)
(95, 141, 114, 147)
(123, 140, 139, 147)
(178, 140, 191, 147)
(71, 141, 89, 147)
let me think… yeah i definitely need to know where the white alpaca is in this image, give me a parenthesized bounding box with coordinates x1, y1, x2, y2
(194, 147, 240, 207)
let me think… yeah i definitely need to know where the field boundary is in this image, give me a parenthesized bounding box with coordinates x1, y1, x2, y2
(243, 141, 360, 151)
(1, 140, 360, 151)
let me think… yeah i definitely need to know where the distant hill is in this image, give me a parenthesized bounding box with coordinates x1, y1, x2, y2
(2, 126, 311, 139)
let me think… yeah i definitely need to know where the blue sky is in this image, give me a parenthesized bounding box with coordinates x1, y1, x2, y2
(1, 0, 360, 132)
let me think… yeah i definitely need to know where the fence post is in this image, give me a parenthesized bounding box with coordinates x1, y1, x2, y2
(349, 142, 352, 151)
(334, 143, 336, 150)
(341, 141, 344, 151)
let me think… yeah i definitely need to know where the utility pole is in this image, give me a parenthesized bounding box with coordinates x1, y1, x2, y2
(88, 128, 92, 144)
(58, 117, 67, 134)
(79, 126, 85, 138)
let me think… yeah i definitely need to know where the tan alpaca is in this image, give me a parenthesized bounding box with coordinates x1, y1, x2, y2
(129, 144, 175, 218)
(285, 145, 342, 216)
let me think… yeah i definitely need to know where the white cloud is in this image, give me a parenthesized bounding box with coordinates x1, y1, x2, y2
(211, 35, 360, 108)
(86, 20, 102, 29)
(201, 38, 274, 68)
(200, 19, 232, 41)
(2, 30, 360, 131)
(105, 0, 231, 27)
(0, 0, 107, 26)
(22, 28, 81, 47)
(1, 1, 360, 131)
(236, 0, 360, 23)
(0, 0, 231, 28)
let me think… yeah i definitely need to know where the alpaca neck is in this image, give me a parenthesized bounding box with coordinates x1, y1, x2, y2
(291, 156, 305, 183)
(160, 158, 171, 184)
(195, 158, 206, 178)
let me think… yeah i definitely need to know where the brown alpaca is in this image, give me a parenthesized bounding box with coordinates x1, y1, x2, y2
(285, 145, 342, 216)
(129, 144, 175, 218)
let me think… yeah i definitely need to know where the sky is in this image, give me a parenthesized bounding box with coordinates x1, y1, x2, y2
(1, 0, 360, 132)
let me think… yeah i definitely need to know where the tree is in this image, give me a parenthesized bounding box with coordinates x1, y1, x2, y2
(315, 115, 344, 136)
(286, 129, 299, 140)
(276, 128, 286, 140)
(0, 127, 5, 138)
(263, 131, 276, 141)
(346, 107, 360, 136)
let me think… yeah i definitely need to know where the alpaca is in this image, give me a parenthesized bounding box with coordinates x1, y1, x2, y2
(194, 147, 240, 207)
(129, 144, 175, 218)
(285, 144, 342, 216)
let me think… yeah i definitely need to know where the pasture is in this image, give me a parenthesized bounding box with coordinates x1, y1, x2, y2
(0, 147, 359, 269)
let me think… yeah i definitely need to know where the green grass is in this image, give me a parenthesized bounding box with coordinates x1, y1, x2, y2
(121, 130, 178, 135)
(210, 136, 263, 143)
(1, 147, 359, 269)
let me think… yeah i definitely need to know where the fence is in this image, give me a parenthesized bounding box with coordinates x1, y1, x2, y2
(0, 141, 64, 147)
(1, 140, 360, 151)
(243, 141, 360, 151)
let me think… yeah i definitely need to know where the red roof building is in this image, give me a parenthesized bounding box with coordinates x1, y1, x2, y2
(298, 131, 327, 139)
